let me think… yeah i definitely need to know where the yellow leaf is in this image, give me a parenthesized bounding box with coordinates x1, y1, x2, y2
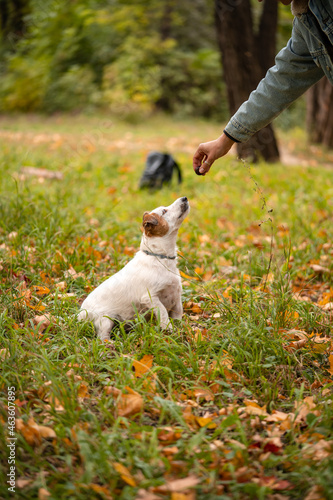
(112, 462, 136, 486)
(195, 417, 217, 429)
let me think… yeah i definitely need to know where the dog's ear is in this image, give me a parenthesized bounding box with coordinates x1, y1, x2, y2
(142, 212, 159, 227)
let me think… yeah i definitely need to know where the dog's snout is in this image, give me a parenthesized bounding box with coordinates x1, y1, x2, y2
(181, 197, 188, 202)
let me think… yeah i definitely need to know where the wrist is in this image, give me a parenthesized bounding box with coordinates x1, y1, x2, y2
(223, 129, 239, 143)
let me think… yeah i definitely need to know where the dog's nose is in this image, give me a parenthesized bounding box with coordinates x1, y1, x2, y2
(181, 197, 188, 202)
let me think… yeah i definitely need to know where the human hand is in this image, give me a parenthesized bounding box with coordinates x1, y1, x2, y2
(193, 133, 235, 176)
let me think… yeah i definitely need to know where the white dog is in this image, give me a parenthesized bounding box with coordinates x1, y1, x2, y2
(78, 197, 190, 340)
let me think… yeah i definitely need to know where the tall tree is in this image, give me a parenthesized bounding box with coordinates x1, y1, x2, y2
(215, 0, 280, 162)
(0, 0, 29, 42)
(307, 77, 333, 148)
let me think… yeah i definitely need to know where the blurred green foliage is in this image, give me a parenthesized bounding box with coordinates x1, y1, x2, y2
(0, 0, 299, 122)
(0, 0, 227, 118)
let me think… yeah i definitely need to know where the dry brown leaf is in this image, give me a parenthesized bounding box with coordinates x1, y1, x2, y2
(117, 392, 143, 418)
(64, 266, 85, 279)
(310, 264, 331, 274)
(158, 427, 182, 444)
(0, 348, 9, 360)
(295, 396, 318, 423)
(303, 439, 333, 462)
(33, 314, 55, 332)
(133, 354, 154, 378)
(155, 476, 200, 493)
(38, 488, 51, 500)
(77, 382, 89, 399)
(17, 478, 33, 488)
(191, 387, 214, 402)
(266, 410, 290, 423)
(304, 485, 326, 500)
(112, 462, 136, 486)
(86, 484, 113, 499)
(135, 489, 160, 500)
(16, 417, 56, 447)
(33, 286, 50, 296)
(55, 281, 67, 291)
(243, 401, 268, 417)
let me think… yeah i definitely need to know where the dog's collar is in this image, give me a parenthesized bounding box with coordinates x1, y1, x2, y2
(142, 250, 176, 260)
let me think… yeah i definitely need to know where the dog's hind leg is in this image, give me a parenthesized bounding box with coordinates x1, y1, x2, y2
(95, 316, 114, 342)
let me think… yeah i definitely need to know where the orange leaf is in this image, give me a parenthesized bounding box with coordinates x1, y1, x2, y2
(180, 271, 199, 281)
(133, 355, 153, 378)
(33, 286, 50, 296)
(77, 382, 89, 399)
(117, 392, 143, 418)
(112, 462, 136, 486)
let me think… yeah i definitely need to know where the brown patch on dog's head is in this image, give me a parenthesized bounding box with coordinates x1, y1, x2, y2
(142, 212, 169, 237)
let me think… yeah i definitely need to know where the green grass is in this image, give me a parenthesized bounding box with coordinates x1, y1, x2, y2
(0, 112, 333, 499)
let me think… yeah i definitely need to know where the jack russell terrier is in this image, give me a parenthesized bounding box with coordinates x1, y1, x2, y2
(78, 197, 190, 340)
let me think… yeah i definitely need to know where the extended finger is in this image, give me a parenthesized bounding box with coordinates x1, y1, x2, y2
(193, 147, 206, 172)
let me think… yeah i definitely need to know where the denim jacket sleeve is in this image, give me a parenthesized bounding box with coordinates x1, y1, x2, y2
(224, 19, 325, 143)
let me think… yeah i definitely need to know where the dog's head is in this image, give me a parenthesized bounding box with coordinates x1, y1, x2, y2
(142, 197, 190, 238)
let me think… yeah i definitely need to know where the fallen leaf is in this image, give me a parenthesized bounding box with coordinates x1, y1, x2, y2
(33, 314, 54, 332)
(16, 417, 56, 447)
(77, 382, 89, 399)
(195, 416, 217, 429)
(16, 478, 33, 488)
(33, 285, 50, 296)
(154, 476, 200, 493)
(295, 396, 318, 423)
(116, 390, 143, 418)
(112, 462, 136, 486)
(243, 401, 268, 417)
(310, 264, 330, 274)
(304, 485, 326, 500)
(158, 427, 182, 444)
(0, 348, 9, 360)
(38, 488, 51, 500)
(133, 354, 153, 378)
(136, 489, 160, 500)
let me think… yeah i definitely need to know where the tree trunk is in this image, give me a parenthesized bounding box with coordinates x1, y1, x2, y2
(0, 0, 30, 44)
(215, 0, 280, 162)
(307, 77, 333, 148)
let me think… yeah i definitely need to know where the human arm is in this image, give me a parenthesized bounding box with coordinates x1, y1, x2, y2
(225, 24, 324, 142)
(193, 19, 324, 175)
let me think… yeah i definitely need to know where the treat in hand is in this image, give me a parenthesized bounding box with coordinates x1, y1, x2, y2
(195, 166, 204, 176)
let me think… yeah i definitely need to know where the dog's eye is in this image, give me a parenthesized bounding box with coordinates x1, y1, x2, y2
(162, 209, 167, 215)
